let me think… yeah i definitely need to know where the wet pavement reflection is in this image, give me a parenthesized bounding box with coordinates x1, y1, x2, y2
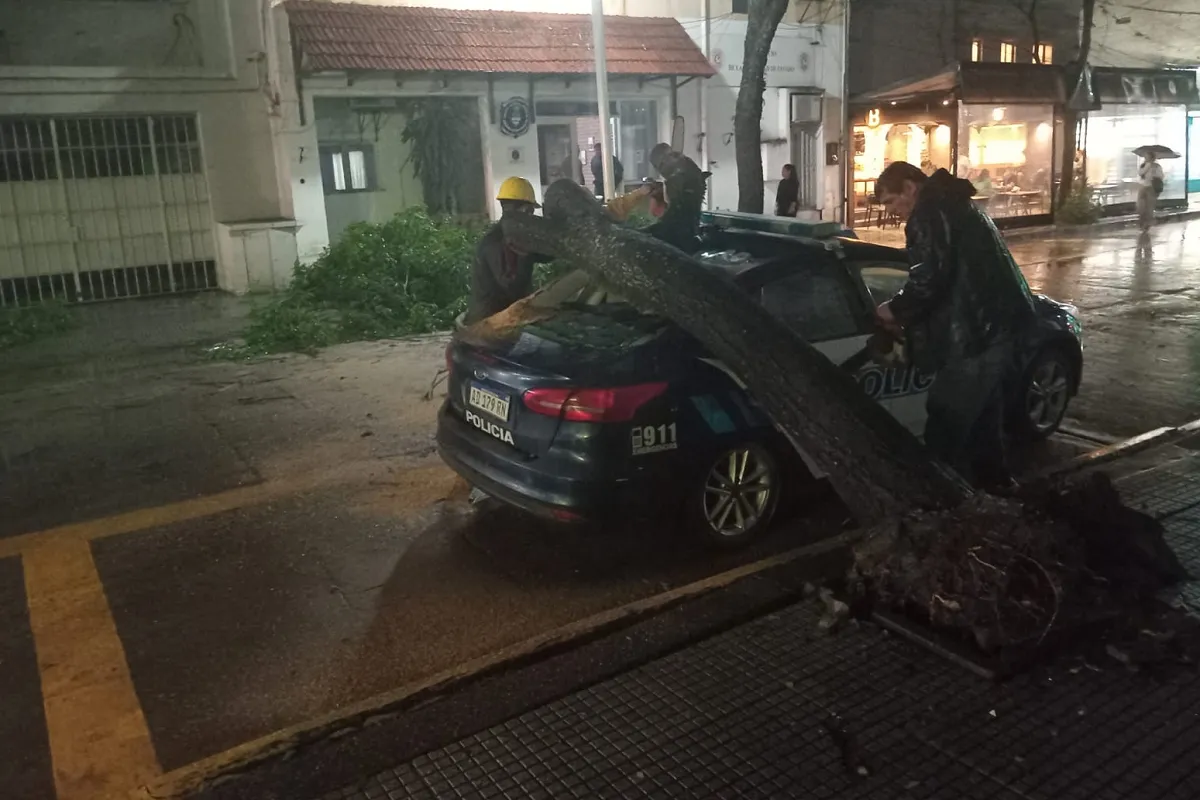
(1008, 219, 1200, 437)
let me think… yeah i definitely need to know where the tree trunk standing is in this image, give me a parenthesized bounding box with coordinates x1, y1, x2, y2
(735, 0, 789, 213)
(1058, 0, 1095, 208)
(504, 179, 971, 525)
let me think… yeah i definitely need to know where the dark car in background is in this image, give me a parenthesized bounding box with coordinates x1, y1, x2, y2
(437, 214, 1083, 547)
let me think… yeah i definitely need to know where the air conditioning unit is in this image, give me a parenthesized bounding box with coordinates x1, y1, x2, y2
(790, 93, 823, 124)
(348, 97, 401, 112)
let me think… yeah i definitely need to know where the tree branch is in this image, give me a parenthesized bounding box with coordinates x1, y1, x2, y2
(503, 179, 972, 524)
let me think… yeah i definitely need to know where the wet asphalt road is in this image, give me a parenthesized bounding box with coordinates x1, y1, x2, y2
(2, 217, 1200, 799)
(1009, 219, 1200, 437)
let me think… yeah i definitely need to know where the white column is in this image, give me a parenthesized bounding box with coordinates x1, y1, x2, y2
(591, 0, 616, 200)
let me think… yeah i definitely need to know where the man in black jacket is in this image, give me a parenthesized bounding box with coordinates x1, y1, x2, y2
(874, 161, 1035, 489)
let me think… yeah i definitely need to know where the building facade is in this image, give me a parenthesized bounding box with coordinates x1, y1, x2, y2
(288, 0, 850, 248)
(849, 0, 1082, 97)
(0, 0, 298, 303)
(0, 0, 849, 299)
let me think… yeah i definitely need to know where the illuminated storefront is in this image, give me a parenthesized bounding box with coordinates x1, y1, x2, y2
(850, 63, 1064, 227)
(1077, 68, 1198, 212)
(958, 103, 1056, 217)
(851, 106, 954, 220)
(851, 63, 1197, 227)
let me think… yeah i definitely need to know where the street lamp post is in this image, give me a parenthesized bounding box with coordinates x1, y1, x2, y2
(591, 0, 616, 200)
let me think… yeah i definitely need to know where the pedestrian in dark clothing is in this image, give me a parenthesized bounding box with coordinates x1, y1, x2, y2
(590, 142, 623, 197)
(465, 177, 553, 325)
(775, 163, 800, 217)
(874, 161, 1036, 489)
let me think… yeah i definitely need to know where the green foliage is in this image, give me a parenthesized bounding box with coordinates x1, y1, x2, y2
(231, 208, 480, 356)
(400, 98, 482, 215)
(226, 197, 663, 357)
(1056, 179, 1103, 226)
(0, 301, 77, 351)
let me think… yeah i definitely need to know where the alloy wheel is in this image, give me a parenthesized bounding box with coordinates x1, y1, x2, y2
(1026, 357, 1070, 434)
(702, 446, 774, 538)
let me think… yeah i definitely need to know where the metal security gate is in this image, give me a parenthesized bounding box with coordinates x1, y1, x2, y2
(792, 122, 821, 211)
(0, 114, 217, 307)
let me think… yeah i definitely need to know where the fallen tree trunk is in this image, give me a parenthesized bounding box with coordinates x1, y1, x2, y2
(499, 178, 1188, 656)
(503, 178, 970, 525)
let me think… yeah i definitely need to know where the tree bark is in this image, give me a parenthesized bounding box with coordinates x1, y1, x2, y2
(1006, 0, 1042, 62)
(1058, 0, 1095, 208)
(735, 0, 789, 214)
(504, 179, 971, 525)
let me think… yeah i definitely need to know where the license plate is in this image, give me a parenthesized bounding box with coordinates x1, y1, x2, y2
(468, 385, 510, 421)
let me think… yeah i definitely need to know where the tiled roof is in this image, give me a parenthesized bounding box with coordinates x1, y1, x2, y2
(283, 1, 716, 77)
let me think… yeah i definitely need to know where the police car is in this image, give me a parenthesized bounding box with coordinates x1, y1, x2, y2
(437, 213, 1083, 547)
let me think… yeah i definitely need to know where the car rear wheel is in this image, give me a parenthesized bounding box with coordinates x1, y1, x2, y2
(1013, 347, 1073, 441)
(686, 442, 781, 548)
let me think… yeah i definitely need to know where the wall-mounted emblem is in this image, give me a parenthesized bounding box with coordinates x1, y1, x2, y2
(500, 97, 531, 138)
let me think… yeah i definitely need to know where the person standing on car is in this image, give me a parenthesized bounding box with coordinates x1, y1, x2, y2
(775, 163, 800, 217)
(1137, 152, 1164, 233)
(873, 161, 1035, 490)
(465, 177, 552, 326)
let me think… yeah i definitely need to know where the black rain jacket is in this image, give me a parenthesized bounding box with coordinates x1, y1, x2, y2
(889, 169, 1036, 373)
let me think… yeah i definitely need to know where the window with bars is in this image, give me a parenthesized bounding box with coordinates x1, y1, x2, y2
(319, 144, 376, 194)
(0, 116, 201, 183)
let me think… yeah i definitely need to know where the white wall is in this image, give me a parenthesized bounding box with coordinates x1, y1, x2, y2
(313, 101, 425, 243)
(677, 16, 846, 219)
(283, 71, 678, 259)
(0, 0, 233, 72)
(0, 0, 288, 256)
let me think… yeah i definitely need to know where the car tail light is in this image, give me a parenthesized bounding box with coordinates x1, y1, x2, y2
(523, 382, 668, 423)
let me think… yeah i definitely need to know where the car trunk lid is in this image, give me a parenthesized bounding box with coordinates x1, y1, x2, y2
(446, 305, 674, 457)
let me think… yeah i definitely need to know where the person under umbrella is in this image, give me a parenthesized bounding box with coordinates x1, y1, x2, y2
(1133, 145, 1178, 233)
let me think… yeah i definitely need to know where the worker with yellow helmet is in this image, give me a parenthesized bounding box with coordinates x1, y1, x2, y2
(466, 177, 553, 325)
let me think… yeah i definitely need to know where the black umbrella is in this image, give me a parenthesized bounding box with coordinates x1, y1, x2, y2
(1132, 145, 1181, 159)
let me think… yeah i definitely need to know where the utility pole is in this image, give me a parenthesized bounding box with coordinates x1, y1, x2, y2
(591, 0, 616, 200)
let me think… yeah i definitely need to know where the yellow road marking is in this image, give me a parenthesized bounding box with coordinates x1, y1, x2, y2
(24, 541, 160, 800)
(0, 459, 448, 560)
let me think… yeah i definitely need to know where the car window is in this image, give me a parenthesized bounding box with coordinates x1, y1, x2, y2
(857, 262, 910, 305)
(759, 266, 863, 342)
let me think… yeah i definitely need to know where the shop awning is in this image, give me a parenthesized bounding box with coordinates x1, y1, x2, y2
(850, 66, 958, 106)
(851, 63, 1067, 108)
(1091, 68, 1200, 106)
(282, 1, 716, 78)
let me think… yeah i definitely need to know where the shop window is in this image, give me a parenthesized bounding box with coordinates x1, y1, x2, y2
(851, 119, 954, 224)
(958, 103, 1056, 220)
(617, 100, 658, 184)
(1000, 42, 1016, 63)
(1188, 113, 1200, 194)
(971, 39, 983, 62)
(1083, 104, 1187, 205)
(320, 144, 375, 193)
(1035, 43, 1053, 64)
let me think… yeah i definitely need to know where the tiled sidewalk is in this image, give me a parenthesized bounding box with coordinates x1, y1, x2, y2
(321, 458, 1200, 800)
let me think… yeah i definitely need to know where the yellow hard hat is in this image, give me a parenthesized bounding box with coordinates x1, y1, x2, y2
(496, 176, 539, 206)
